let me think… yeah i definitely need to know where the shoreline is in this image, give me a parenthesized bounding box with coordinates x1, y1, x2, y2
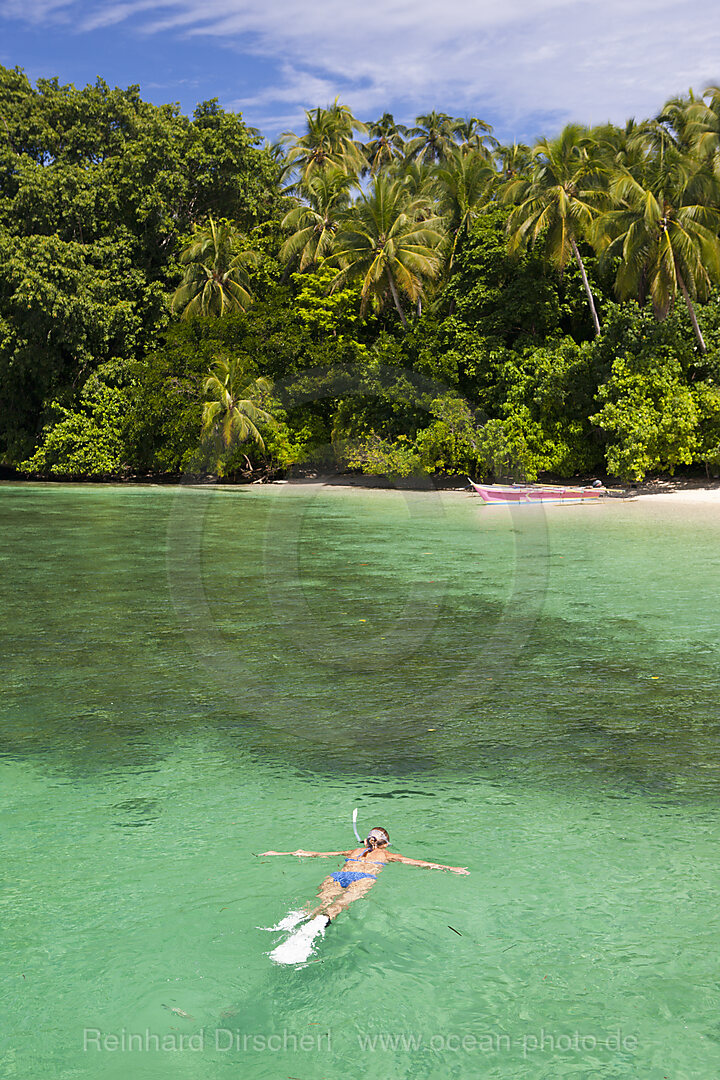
(265, 474, 720, 504)
(3, 473, 720, 503)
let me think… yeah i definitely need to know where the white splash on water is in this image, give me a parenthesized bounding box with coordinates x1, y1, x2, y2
(269, 915, 329, 965)
(259, 909, 306, 932)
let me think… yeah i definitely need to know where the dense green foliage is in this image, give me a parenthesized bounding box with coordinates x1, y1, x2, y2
(5, 64, 720, 482)
(0, 66, 278, 463)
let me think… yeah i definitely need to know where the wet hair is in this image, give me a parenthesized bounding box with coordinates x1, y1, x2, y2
(366, 827, 390, 846)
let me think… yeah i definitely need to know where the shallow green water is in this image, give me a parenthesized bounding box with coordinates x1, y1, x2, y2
(2, 482, 720, 1079)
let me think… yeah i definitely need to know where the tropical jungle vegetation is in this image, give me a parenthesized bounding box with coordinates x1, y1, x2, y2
(4, 65, 720, 483)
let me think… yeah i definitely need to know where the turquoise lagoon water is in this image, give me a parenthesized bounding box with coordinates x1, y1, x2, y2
(1, 482, 719, 1080)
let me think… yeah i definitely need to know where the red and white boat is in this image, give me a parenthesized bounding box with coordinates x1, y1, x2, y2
(468, 479, 604, 504)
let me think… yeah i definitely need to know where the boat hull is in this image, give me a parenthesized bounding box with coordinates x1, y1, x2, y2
(468, 480, 603, 504)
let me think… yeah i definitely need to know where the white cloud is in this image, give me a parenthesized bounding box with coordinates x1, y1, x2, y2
(1, 0, 76, 20)
(3, 0, 719, 140)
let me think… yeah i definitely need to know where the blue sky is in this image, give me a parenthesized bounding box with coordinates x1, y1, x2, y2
(1, 0, 719, 145)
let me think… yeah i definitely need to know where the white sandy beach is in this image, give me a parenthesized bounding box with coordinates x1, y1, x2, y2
(271, 475, 720, 504)
(631, 482, 720, 503)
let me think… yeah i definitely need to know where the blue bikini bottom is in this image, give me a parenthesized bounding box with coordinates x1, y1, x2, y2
(331, 871, 377, 888)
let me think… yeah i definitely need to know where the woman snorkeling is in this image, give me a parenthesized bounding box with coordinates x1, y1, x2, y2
(261, 826, 469, 927)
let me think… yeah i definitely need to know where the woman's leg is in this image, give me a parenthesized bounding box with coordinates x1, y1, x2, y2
(323, 876, 377, 920)
(306, 875, 343, 917)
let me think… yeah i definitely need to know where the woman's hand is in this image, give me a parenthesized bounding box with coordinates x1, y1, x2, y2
(450, 866, 470, 875)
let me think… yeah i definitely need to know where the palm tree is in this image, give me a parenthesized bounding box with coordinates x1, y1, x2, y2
(330, 175, 446, 326)
(394, 159, 435, 200)
(683, 85, 720, 160)
(503, 124, 608, 335)
(202, 358, 274, 452)
(656, 91, 702, 154)
(171, 218, 258, 318)
(590, 120, 647, 175)
(404, 112, 462, 165)
(280, 167, 352, 271)
(363, 113, 408, 174)
(494, 142, 532, 181)
(454, 117, 497, 156)
(434, 146, 496, 269)
(632, 116, 687, 173)
(281, 101, 367, 185)
(595, 151, 720, 351)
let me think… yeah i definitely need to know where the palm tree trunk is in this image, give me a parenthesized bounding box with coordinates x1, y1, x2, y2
(448, 230, 460, 271)
(570, 237, 601, 336)
(387, 270, 408, 327)
(677, 271, 707, 353)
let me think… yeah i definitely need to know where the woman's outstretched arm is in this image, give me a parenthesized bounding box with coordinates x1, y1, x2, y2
(258, 849, 351, 857)
(387, 852, 469, 874)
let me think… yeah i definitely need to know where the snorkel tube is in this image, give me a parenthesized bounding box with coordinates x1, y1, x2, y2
(353, 809, 373, 856)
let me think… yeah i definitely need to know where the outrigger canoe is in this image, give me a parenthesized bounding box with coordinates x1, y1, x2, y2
(468, 479, 604, 504)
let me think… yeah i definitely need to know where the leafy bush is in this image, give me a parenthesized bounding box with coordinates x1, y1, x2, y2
(592, 352, 698, 481)
(342, 434, 425, 478)
(415, 395, 480, 473)
(21, 370, 130, 477)
(693, 381, 720, 476)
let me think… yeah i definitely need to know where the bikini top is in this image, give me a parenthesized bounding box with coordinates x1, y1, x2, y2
(344, 856, 385, 866)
